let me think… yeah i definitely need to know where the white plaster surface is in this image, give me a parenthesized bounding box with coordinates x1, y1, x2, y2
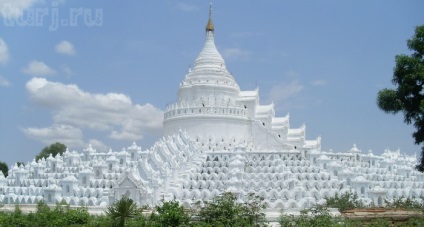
(1, 18, 423, 212)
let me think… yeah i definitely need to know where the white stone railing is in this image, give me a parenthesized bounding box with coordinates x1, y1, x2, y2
(164, 105, 247, 120)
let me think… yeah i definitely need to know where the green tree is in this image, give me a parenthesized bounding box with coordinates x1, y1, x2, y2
(151, 200, 190, 227)
(34, 200, 51, 226)
(196, 192, 266, 226)
(197, 192, 244, 225)
(106, 197, 138, 227)
(242, 192, 267, 225)
(36, 142, 67, 161)
(384, 196, 423, 210)
(278, 206, 342, 227)
(324, 191, 362, 212)
(0, 161, 8, 177)
(377, 25, 424, 171)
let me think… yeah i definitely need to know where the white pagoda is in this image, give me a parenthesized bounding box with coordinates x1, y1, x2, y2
(1, 7, 423, 210)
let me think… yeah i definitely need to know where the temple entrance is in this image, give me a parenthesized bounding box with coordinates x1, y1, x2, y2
(378, 196, 383, 206)
(124, 190, 131, 199)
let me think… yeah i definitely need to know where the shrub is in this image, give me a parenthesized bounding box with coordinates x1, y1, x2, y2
(106, 197, 138, 227)
(324, 191, 362, 212)
(151, 200, 190, 227)
(385, 197, 424, 210)
(66, 207, 91, 225)
(87, 214, 113, 227)
(196, 192, 267, 226)
(279, 205, 343, 227)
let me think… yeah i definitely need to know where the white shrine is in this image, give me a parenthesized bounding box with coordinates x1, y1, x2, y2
(1, 7, 424, 210)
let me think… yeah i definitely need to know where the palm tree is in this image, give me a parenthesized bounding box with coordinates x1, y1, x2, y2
(106, 196, 138, 227)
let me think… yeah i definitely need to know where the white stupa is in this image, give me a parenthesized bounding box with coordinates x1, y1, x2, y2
(1, 6, 423, 210)
(163, 7, 318, 152)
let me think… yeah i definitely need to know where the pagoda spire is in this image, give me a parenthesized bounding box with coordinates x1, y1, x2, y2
(206, 2, 214, 32)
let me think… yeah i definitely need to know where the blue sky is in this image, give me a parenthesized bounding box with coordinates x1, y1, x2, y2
(0, 0, 423, 166)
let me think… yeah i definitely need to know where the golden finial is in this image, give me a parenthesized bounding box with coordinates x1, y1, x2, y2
(206, 2, 214, 32)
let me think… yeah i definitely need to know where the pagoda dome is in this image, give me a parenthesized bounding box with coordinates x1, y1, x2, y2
(353, 176, 368, 183)
(177, 7, 240, 102)
(370, 185, 387, 193)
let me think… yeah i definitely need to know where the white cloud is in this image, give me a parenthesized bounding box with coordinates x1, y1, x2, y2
(25, 78, 163, 142)
(55, 40, 75, 55)
(269, 80, 304, 103)
(22, 61, 56, 76)
(266, 79, 307, 112)
(0, 0, 40, 18)
(284, 70, 300, 79)
(176, 2, 199, 12)
(267, 72, 326, 111)
(87, 139, 109, 152)
(61, 64, 74, 77)
(0, 38, 9, 64)
(0, 75, 10, 86)
(311, 80, 327, 86)
(221, 48, 252, 60)
(23, 124, 85, 148)
(110, 130, 141, 141)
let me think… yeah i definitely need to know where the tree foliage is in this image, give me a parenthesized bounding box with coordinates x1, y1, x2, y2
(279, 206, 344, 227)
(0, 161, 8, 177)
(377, 25, 424, 171)
(0, 201, 91, 227)
(1, 193, 424, 226)
(36, 142, 67, 161)
(106, 197, 138, 227)
(197, 192, 244, 226)
(150, 200, 190, 226)
(195, 192, 267, 226)
(324, 191, 363, 212)
(384, 197, 424, 210)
